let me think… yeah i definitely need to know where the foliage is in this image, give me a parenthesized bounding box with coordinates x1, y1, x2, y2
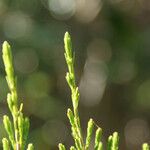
(2, 41, 34, 150)
(58, 32, 150, 150)
(0, 1, 150, 149)
(1, 32, 150, 150)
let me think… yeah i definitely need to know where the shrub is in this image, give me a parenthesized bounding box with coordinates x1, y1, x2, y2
(1, 32, 150, 150)
(2, 41, 33, 150)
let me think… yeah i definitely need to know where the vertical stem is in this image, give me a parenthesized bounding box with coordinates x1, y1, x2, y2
(2, 41, 32, 150)
(64, 32, 85, 149)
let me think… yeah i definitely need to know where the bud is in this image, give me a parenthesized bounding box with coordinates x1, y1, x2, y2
(142, 143, 149, 150)
(94, 128, 102, 149)
(85, 119, 94, 149)
(58, 143, 66, 150)
(27, 144, 34, 150)
(107, 135, 113, 150)
(112, 132, 119, 150)
(64, 32, 72, 59)
(70, 146, 76, 150)
(2, 138, 10, 150)
(67, 109, 75, 126)
(97, 142, 103, 150)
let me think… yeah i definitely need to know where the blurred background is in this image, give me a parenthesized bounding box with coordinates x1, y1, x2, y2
(0, 0, 150, 149)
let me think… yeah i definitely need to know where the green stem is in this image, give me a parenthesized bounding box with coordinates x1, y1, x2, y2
(2, 41, 32, 150)
(64, 32, 84, 149)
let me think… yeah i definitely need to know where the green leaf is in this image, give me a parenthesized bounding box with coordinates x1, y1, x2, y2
(107, 135, 113, 150)
(3, 115, 15, 147)
(27, 143, 34, 150)
(2, 138, 10, 150)
(94, 128, 102, 150)
(70, 146, 76, 150)
(58, 143, 66, 150)
(85, 119, 94, 150)
(142, 143, 149, 150)
(112, 132, 119, 150)
(97, 142, 103, 150)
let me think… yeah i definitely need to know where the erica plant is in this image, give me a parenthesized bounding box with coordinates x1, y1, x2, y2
(58, 32, 150, 150)
(1, 32, 150, 150)
(2, 41, 33, 150)
(58, 32, 119, 150)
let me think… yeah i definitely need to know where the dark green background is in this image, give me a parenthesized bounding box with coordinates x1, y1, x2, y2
(0, 0, 150, 149)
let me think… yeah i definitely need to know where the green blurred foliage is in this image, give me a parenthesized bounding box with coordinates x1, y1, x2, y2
(0, 0, 150, 149)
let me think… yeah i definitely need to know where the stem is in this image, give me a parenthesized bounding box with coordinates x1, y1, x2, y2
(2, 41, 33, 150)
(64, 32, 85, 149)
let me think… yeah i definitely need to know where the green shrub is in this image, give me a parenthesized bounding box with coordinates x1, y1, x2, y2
(1, 32, 150, 150)
(58, 32, 150, 150)
(2, 41, 34, 150)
